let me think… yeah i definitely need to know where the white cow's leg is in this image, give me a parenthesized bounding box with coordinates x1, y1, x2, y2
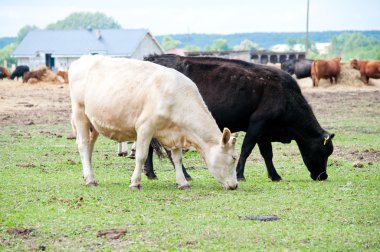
(89, 128, 99, 163)
(72, 110, 98, 186)
(130, 128, 152, 190)
(117, 142, 129, 156)
(172, 148, 190, 189)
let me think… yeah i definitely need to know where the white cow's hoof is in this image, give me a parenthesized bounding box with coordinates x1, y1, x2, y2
(129, 184, 142, 190)
(118, 151, 128, 157)
(178, 184, 191, 190)
(85, 180, 98, 187)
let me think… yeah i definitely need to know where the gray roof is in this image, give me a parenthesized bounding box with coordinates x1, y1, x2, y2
(12, 29, 160, 57)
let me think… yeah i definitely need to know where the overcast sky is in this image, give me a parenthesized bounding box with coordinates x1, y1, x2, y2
(1, 0, 379, 37)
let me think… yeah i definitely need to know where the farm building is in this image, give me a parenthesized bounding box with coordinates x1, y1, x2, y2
(186, 50, 306, 64)
(12, 29, 163, 70)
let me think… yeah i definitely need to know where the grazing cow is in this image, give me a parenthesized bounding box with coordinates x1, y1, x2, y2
(57, 70, 69, 83)
(351, 59, 380, 84)
(281, 59, 313, 79)
(10, 65, 30, 81)
(311, 57, 341, 87)
(144, 54, 335, 182)
(0, 66, 11, 79)
(23, 68, 46, 83)
(69, 55, 238, 190)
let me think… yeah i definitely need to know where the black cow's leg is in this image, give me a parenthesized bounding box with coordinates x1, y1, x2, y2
(143, 144, 158, 179)
(258, 141, 282, 181)
(165, 148, 192, 180)
(236, 120, 265, 181)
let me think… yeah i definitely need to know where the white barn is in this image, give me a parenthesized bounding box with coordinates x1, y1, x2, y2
(12, 29, 163, 70)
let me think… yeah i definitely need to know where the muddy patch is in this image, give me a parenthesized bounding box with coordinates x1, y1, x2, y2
(97, 229, 127, 239)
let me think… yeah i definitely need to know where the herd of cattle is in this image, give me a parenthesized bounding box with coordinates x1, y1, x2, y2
(1, 57, 379, 87)
(1, 55, 379, 190)
(281, 57, 380, 86)
(0, 65, 68, 83)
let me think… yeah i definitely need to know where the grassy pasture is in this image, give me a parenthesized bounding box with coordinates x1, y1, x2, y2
(0, 89, 379, 251)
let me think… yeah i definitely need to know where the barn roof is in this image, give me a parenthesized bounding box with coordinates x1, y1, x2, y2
(12, 29, 161, 57)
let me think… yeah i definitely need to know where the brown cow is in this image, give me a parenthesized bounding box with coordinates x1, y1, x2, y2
(311, 57, 341, 87)
(23, 68, 46, 83)
(57, 70, 68, 83)
(351, 59, 380, 84)
(0, 66, 11, 79)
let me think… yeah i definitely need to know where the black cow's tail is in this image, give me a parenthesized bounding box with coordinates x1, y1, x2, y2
(151, 138, 165, 159)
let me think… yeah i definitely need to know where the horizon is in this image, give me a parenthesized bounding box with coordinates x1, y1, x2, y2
(1, 29, 380, 39)
(1, 0, 380, 37)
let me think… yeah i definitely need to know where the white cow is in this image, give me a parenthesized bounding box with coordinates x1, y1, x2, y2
(69, 55, 238, 190)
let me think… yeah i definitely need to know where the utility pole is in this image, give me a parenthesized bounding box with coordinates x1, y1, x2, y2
(305, 0, 310, 57)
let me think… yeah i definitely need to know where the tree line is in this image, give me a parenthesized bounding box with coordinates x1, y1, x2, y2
(1, 12, 379, 67)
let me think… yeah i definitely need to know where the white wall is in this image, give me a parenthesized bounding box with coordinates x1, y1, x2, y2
(131, 35, 162, 60)
(16, 55, 44, 70)
(55, 57, 78, 70)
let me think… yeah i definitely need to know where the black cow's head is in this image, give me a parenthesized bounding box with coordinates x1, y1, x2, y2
(299, 132, 335, 181)
(281, 60, 295, 75)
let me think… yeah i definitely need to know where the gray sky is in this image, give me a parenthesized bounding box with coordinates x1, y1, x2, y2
(1, 0, 380, 37)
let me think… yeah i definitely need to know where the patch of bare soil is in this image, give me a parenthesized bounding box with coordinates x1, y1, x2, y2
(7, 228, 35, 236)
(0, 79, 70, 126)
(97, 229, 127, 239)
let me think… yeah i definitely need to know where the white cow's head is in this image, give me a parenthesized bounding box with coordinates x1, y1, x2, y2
(207, 128, 238, 190)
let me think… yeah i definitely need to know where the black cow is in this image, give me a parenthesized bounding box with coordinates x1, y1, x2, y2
(10, 65, 30, 80)
(144, 54, 334, 182)
(281, 59, 313, 79)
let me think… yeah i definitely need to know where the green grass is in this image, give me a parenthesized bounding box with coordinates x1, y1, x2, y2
(0, 112, 379, 250)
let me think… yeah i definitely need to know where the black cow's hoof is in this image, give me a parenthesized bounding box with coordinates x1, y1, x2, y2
(144, 172, 158, 180)
(237, 176, 246, 182)
(269, 175, 282, 182)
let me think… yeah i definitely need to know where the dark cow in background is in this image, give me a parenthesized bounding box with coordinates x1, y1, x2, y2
(23, 68, 46, 83)
(311, 57, 341, 87)
(0, 66, 11, 79)
(351, 59, 380, 84)
(144, 54, 335, 182)
(10, 65, 30, 81)
(281, 59, 313, 79)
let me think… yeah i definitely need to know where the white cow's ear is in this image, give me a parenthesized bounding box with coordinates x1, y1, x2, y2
(221, 128, 231, 145)
(231, 133, 238, 145)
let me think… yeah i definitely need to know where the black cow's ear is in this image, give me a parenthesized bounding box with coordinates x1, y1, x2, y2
(322, 133, 334, 146)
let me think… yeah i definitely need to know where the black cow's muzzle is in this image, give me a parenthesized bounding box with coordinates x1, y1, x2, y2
(311, 172, 328, 181)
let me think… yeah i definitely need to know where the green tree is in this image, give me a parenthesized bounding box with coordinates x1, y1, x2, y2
(16, 25, 39, 43)
(161, 36, 181, 51)
(233, 39, 258, 51)
(46, 12, 121, 30)
(297, 36, 318, 54)
(184, 45, 201, 52)
(286, 38, 297, 51)
(205, 38, 229, 51)
(327, 32, 380, 60)
(0, 43, 17, 67)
